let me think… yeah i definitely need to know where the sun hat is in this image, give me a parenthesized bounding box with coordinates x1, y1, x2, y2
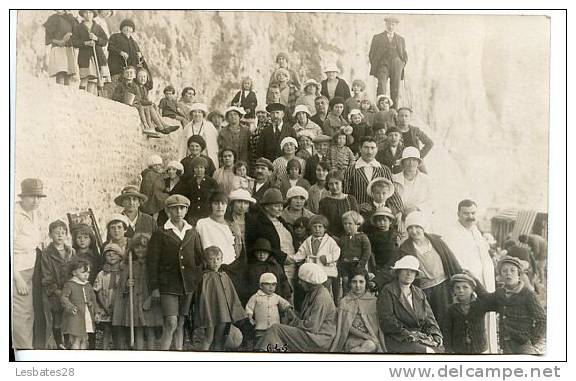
(280, 137, 299, 151)
(404, 211, 428, 232)
(225, 106, 246, 119)
(228, 188, 256, 204)
(391, 255, 421, 273)
(366, 177, 394, 200)
(166, 161, 184, 176)
(401, 147, 422, 162)
(303, 78, 321, 90)
(298, 263, 328, 285)
(107, 213, 130, 229)
(114, 185, 148, 206)
(260, 188, 284, 205)
(165, 194, 190, 208)
(376, 94, 394, 107)
(18, 178, 47, 198)
(371, 206, 396, 221)
(286, 186, 309, 201)
(348, 109, 364, 120)
(293, 104, 311, 117)
(260, 273, 278, 284)
(324, 63, 340, 73)
(146, 154, 163, 167)
(189, 103, 209, 116)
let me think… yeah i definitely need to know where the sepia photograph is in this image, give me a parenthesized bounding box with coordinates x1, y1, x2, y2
(10, 9, 556, 360)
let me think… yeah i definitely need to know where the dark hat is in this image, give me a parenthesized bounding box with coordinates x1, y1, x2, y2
(165, 194, 190, 208)
(114, 185, 148, 207)
(286, 158, 302, 171)
(252, 238, 273, 253)
(187, 135, 207, 150)
(384, 16, 400, 23)
(266, 103, 286, 113)
(372, 122, 387, 132)
(190, 156, 208, 169)
(450, 273, 477, 289)
(260, 188, 284, 205)
(329, 96, 346, 110)
(254, 157, 274, 171)
(163, 85, 176, 94)
(497, 255, 523, 272)
(120, 18, 136, 31)
(386, 126, 402, 134)
(505, 247, 531, 263)
(18, 178, 47, 198)
(79, 10, 97, 18)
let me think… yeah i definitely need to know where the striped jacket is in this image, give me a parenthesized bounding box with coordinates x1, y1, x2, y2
(343, 163, 404, 211)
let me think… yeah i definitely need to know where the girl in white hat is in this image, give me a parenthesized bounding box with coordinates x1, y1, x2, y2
(296, 79, 322, 115)
(183, 103, 219, 168)
(281, 186, 314, 225)
(292, 105, 322, 138)
(272, 137, 305, 185)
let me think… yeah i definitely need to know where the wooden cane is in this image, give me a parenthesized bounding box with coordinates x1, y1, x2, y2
(91, 44, 104, 92)
(128, 249, 135, 348)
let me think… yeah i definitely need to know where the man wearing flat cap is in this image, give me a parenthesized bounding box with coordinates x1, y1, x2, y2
(369, 16, 408, 109)
(13, 178, 47, 349)
(252, 157, 281, 202)
(256, 103, 298, 161)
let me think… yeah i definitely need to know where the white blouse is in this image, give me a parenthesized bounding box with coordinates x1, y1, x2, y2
(195, 217, 236, 265)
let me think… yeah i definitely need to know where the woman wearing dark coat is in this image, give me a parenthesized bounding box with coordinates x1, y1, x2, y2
(107, 19, 149, 84)
(398, 212, 462, 333)
(377, 256, 444, 353)
(320, 65, 351, 102)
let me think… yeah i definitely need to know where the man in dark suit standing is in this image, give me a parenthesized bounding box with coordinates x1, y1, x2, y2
(256, 103, 298, 161)
(369, 16, 408, 109)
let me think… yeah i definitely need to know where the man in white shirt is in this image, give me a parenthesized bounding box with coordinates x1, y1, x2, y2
(442, 199, 497, 353)
(13, 178, 46, 349)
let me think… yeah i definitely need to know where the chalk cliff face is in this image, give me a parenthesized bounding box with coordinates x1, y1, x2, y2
(15, 11, 549, 234)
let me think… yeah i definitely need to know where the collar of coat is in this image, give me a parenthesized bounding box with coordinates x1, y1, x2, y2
(45, 243, 75, 263)
(387, 280, 426, 321)
(159, 222, 196, 246)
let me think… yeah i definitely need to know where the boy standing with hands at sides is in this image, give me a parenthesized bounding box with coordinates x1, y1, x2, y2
(41, 220, 77, 349)
(147, 194, 204, 350)
(246, 273, 293, 342)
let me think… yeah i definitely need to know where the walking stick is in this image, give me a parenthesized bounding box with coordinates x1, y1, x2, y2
(128, 249, 135, 348)
(91, 44, 104, 93)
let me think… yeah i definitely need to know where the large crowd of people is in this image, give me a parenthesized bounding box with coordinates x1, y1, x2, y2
(12, 11, 547, 354)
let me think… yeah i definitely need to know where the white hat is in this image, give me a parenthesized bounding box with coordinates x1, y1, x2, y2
(348, 109, 364, 120)
(225, 106, 246, 118)
(286, 186, 309, 201)
(293, 104, 311, 117)
(372, 206, 396, 221)
(108, 213, 130, 228)
(260, 273, 278, 284)
(166, 160, 184, 174)
(392, 255, 421, 273)
(366, 177, 394, 200)
(404, 211, 428, 231)
(190, 102, 209, 115)
(228, 188, 256, 204)
(303, 78, 321, 89)
(280, 136, 299, 151)
(401, 147, 422, 162)
(376, 94, 394, 107)
(146, 154, 163, 167)
(324, 63, 340, 73)
(298, 263, 328, 285)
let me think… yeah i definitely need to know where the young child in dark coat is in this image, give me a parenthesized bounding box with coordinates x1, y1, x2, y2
(41, 220, 77, 349)
(338, 211, 372, 297)
(158, 85, 188, 124)
(60, 259, 99, 349)
(243, 238, 292, 305)
(140, 155, 169, 217)
(348, 109, 372, 156)
(366, 207, 399, 288)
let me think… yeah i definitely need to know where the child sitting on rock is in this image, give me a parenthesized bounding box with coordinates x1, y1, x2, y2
(158, 85, 188, 125)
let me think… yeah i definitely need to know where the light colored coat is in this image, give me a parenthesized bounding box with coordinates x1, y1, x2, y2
(293, 234, 340, 278)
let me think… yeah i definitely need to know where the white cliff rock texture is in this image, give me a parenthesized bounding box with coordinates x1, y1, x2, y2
(15, 11, 549, 235)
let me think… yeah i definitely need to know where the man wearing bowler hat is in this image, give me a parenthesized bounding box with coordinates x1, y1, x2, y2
(256, 103, 298, 162)
(368, 16, 408, 108)
(13, 178, 47, 349)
